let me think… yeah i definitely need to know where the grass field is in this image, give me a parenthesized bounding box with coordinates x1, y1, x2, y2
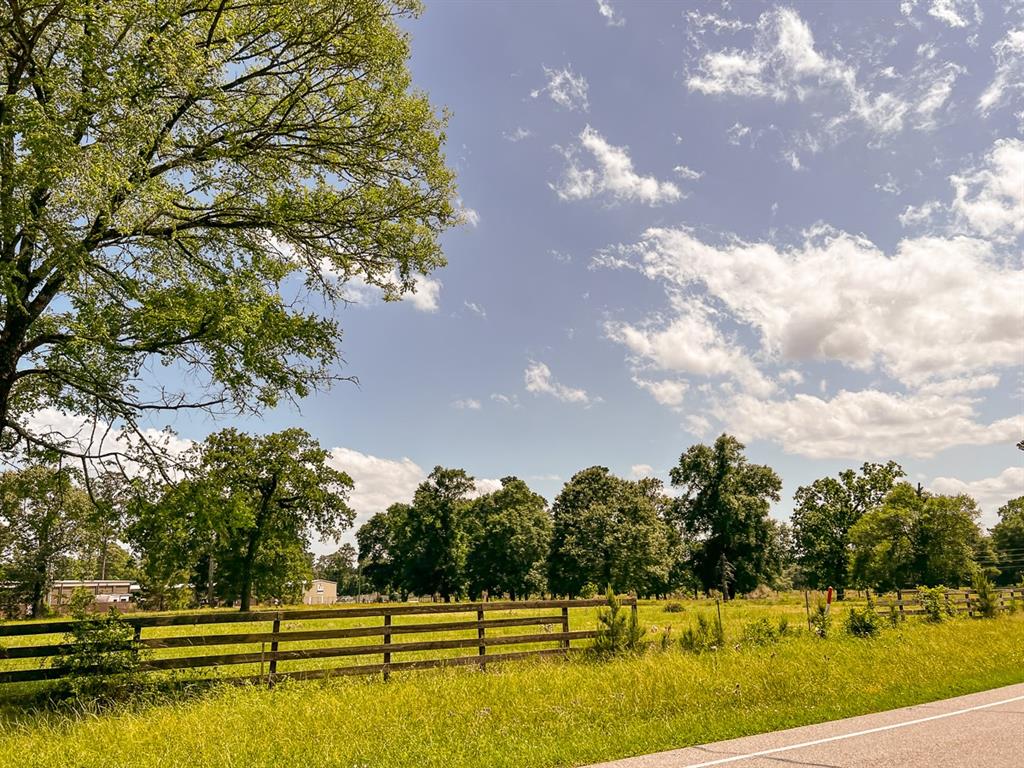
(0, 597, 1021, 768)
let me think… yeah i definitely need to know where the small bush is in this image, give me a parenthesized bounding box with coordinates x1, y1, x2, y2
(740, 617, 780, 646)
(887, 603, 902, 628)
(67, 587, 96, 616)
(810, 598, 831, 638)
(51, 606, 146, 701)
(972, 573, 999, 619)
(777, 615, 790, 636)
(680, 613, 724, 653)
(663, 602, 685, 614)
(919, 586, 954, 622)
(844, 606, 882, 638)
(592, 588, 643, 657)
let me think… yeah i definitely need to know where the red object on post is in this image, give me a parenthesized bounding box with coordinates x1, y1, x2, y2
(827, 586, 834, 606)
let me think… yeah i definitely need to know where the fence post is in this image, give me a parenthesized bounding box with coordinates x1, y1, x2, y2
(896, 589, 904, 621)
(804, 590, 811, 631)
(477, 604, 486, 671)
(560, 605, 570, 652)
(383, 612, 392, 681)
(630, 596, 638, 627)
(963, 589, 972, 618)
(268, 612, 281, 685)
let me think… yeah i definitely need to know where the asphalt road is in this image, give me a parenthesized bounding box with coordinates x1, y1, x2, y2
(584, 682, 1024, 768)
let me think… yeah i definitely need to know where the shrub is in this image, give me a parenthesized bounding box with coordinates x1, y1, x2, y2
(887, 603, 902, 628)
(592, 588, 643, 657)
(810, 598, 831, 638)
(50, 606, 146, 701)
(844, 606, 882, 638)
(777, 615, 790, 636)
(67, 587, 96, 616)
(972, 573, 999, 619)
(740, 617, 780, 646)
(663, 602, 685, 614)
(680, 613, 724, 653)
(919, 586, 954, 622)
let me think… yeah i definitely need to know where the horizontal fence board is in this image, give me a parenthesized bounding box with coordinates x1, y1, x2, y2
(0, 598, 629, 638)
(140, 630, 596, 672)
(141, 615, 565, 651)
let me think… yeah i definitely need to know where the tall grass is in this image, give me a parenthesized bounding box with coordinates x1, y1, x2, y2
(0, 610, 1020, 768)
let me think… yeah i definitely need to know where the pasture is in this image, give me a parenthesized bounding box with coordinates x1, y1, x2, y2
(0, 595, 1021, 768)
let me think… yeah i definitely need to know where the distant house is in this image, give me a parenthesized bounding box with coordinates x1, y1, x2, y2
(48, 580, 140, 608)
(302, 579, 337, 605)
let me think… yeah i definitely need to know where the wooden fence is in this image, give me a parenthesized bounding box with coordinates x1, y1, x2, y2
(0, 597, 636, 687)
(872, 587, 1020, 618)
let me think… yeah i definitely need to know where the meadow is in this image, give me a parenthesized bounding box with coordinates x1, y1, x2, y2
(0, 595, 1021, 768)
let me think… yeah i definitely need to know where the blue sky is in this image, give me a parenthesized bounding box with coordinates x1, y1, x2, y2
(136, 1, 1024, 546)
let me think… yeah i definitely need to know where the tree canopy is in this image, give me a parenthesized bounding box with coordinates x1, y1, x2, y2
(0, 0, 456, 466)
(848, 483, 983, 591)
(669, 434, 782, 598)
(791, 461, 904, 597)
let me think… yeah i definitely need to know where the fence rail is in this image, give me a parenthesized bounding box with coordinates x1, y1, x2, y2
(0, 597, 636, 687)
(872, 588, 1019, 618)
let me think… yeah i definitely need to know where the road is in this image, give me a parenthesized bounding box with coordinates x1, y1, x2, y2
(583, 682, 1024, 768)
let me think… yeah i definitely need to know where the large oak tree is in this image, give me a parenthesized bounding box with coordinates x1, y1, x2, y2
(0, 0, 456, 466)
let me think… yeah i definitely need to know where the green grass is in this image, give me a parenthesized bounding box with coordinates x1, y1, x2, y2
(0, 602, 1021, 768)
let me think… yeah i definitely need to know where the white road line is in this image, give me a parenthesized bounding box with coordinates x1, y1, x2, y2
(680, 693, 1024, 768)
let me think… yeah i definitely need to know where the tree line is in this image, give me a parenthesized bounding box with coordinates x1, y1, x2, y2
(5, 430, 1019, 616)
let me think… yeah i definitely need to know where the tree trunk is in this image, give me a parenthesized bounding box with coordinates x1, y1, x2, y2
(239, 476, 277, 611)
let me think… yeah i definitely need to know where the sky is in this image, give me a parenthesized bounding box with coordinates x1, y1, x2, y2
(130, 1, 1024, 549)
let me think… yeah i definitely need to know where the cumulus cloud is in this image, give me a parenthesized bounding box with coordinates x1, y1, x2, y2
(632, 377, 688, 408)
(931, 467, 1024, 527)
(717, 389, 1022, 460)
(326, 447, 501, 548)
(451, 398, 481, 410)
(595, 0, 624, 27)
(607, 299, 775, 397)
(618, 226, 1023, 388)
(630, 464, 654, 478)
(552, 126, 683, 205)
(341, 272, 442, 313)
(979, 28, 1024, 116)
(531, 65, 590, 112)
(949, 139, 1024, 241)
(524, 361, 595, 405)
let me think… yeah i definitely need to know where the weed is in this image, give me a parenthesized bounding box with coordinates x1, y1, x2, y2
(680, 613, 724, 653)
(844, 606, 882, 638)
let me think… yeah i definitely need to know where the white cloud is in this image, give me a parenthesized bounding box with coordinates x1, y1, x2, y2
(405, 274, 442, 312)
(595, 0, 624, 27)
(463, 301, 487, 319)
(326, 448, 502, 547)
(451, 398, 481, 410)
(341, 272, 442, 313)
(726, 122, 752, 145)
(531, 65, 590, 112)
(979, 29, 1024, 116)
(630, 464, 654, 478)
(927, 0, 982, 28)
(898, 200, 941, 228)
(460, 206, 480, 228)
(779, 369, 804, 385)
(949, 139, 1024, 241)
(931, 467, 1024, 527)
(607, 299, 775, 397)
(503, 127, 534, 142)
(553, 126, 683, 205)
(490, 393, 521, 408)
(632, 377, 688, 408)
(717, 389, 1022, 459)
(673, 165, 704, 180)
(524, 361, 595, 405)
(686, 7, 963, 138)
(622, 226, 1023, 388)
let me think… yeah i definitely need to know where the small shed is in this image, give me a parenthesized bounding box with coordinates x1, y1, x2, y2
(302, 579, 337, 605)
